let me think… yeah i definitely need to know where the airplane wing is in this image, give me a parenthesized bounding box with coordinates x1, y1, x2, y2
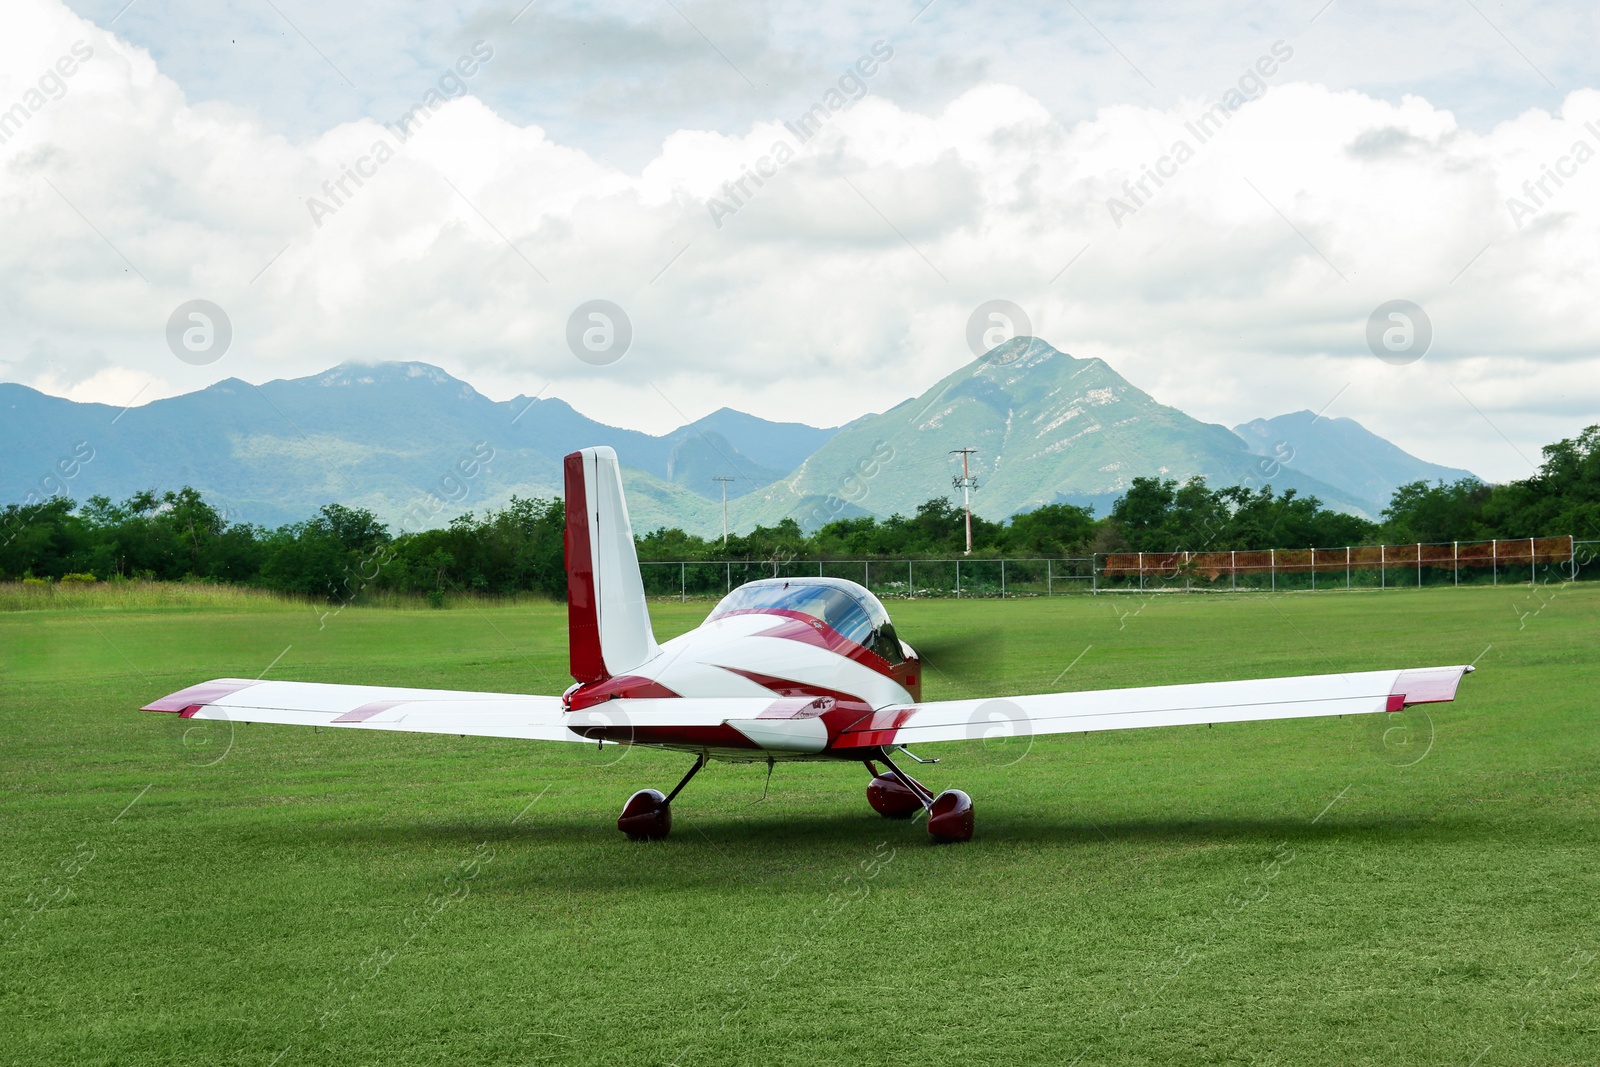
(142, 678, 587, 742)
(140, 678, 815, 747)
(833, 665, 1474, 750)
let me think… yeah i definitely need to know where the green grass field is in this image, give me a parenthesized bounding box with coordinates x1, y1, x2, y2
(3, 583, 1597, 1065)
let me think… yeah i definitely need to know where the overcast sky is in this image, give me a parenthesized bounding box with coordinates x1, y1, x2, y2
(4, 0, 1598, 483)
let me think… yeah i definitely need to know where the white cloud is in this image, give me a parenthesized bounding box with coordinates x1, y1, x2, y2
(4, 0, 1600, 487)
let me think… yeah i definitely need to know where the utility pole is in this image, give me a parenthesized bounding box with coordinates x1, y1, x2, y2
(712, 475, 735, 546)
(949, 448, 979, 556)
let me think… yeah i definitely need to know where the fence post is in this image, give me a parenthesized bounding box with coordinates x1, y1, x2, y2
(1572, 535, 1577, 582)
(1138, 552, 1144, 593)
(1454, 541, 1458, 586)
(1231, 550, 1236, 592)
(1380, 545, 1386, 590)
(1184, 551, 1190, 594)
(1270, 548, 1276, 593)
(1311, 548, 1316, 592)
(1047, 558, 1053, 596)
(1001, 559, 1007, 599)
(1346, 545, 1351, 589)
(726, 561, 731, 594)
(864, 560, 870, 593)
(1092, 555, 1098, 596)
(956, 560, 961, 598)
(1492, 540, 1498, 586)
(1530, 536, 1536, 587)
(680, 561, 686, 603)
(909, 560, 914, 597)
(1417, 543, 1422, 588)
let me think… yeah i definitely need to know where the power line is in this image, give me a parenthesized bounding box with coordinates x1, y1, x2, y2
(712, 475, 736, 546)
(949, 448, 979, 556)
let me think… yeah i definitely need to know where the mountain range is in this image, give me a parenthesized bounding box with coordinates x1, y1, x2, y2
(734, 337, 1476, 529)
(0, 340, 1476, 536)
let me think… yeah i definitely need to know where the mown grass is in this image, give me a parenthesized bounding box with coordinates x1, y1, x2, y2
(1, 582, 1596, 1065)
(0, 580, 570, 615)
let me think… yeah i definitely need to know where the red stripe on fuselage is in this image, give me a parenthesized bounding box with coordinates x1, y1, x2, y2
(717, 666, 864, 705)
(567, 675, 680, 710)
(833, 706, 920, 749)
(566, 721, 761, 750)
(831, 729, 902, 749)
(715, 666, 878, 752)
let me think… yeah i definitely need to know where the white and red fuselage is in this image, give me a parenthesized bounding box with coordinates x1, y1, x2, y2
(562, 581, 924, 762)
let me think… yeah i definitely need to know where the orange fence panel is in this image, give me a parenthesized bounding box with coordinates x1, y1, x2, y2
(1098, 537, 1573, 579)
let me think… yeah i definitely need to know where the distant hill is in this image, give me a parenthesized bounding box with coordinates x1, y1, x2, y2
(1, 346, 1475, 536)
(1232, 411, 1479, 513)
(738, 337, 1398, 528)
(680, 408, 844, 484)
(0, 362, 843, 533)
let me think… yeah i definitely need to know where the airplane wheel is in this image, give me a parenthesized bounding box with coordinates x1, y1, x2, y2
(927, 789, 974, 843)
(867, 771, 922, 819)
(618, 788, 671, 841)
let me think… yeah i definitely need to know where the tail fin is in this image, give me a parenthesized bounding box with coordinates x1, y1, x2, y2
(564, 447, 660, 684)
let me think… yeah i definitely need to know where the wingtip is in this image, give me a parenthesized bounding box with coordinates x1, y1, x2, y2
(1390, 665, 1474, 708)
(141, 678, 259, 713)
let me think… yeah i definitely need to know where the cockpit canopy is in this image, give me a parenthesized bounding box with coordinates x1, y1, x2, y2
(707, 577, 905, 664)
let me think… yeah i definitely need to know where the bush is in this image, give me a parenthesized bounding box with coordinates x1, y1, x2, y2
(61, 572, 99, 583)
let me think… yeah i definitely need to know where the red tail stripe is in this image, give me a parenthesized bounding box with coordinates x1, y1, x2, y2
(564, 451, 606, 684)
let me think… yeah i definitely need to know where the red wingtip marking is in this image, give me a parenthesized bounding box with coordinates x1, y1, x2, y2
(142, 679, 259, 713)
(1388, 666, 1469, 709)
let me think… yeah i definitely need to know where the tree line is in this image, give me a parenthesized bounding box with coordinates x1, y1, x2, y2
(2, 425, 1594, 601)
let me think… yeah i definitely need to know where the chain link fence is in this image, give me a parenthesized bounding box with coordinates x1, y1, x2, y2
(639, 537, 1597, 601)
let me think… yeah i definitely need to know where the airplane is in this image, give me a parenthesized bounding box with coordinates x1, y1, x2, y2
(141, 446, 1475, 843)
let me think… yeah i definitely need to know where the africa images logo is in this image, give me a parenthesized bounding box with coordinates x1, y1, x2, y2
(1104, 40, 1293, 227)
(705, 41, 894, 229)
(303, 42, 494, 228)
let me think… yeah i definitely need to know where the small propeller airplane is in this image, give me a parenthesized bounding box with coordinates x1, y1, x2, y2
(142, 447, 1474, 843)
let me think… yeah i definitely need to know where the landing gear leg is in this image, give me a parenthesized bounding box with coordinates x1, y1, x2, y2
(870, 749, 974, 844)
(618, 754, 705, 841)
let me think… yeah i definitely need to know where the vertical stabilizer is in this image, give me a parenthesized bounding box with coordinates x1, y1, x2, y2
(564, 447, 660, 683)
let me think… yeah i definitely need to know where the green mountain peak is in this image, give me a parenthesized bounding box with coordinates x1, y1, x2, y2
(740, 336, 1374, 529)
